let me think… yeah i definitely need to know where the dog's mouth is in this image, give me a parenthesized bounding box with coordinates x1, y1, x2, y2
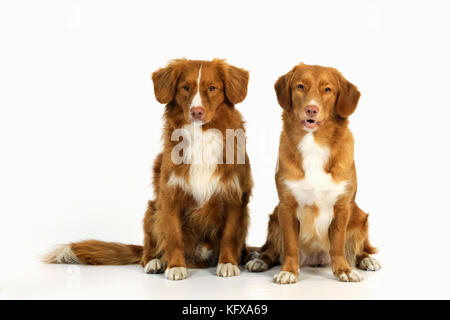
(190, 118, 204, 126)
(301, 119, 322, 129)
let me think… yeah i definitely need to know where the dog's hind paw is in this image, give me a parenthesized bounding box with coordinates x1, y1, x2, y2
(144, 259, 165, 274)
(245, 258, 268, 272)
(358, 257, 381, 271)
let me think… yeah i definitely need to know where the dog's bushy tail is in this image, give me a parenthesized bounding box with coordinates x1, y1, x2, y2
(42, 240, 143, 265)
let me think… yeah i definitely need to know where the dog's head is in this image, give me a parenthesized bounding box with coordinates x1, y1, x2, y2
(152, 58, 249, 125)
(274, 63, 360, 131)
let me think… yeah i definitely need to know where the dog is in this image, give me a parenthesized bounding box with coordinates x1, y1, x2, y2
(245, 63, 381, 284)
(43, 58, 253, 280)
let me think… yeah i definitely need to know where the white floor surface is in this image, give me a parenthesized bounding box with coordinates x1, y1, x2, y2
(1, 251, 445, 300)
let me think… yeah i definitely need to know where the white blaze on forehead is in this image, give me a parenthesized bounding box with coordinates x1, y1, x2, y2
(309, 99, 319, 106)
(190, 66, 203, 109)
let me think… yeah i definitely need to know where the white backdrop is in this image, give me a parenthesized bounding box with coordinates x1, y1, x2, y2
(1, 0, 450, 299)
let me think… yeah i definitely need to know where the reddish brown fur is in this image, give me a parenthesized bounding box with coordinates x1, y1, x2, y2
(71, 240, 143, 265)
(251, 63, 378, 281)
(145, 59, 252, 270)
(45, 59, 253, 274)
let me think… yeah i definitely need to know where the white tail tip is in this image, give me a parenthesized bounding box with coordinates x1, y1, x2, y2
(41, 244, 80, 264)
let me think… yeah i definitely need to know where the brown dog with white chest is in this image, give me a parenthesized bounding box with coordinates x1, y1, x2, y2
(245, 63, 381, 284)
(43, 58, 253, 280)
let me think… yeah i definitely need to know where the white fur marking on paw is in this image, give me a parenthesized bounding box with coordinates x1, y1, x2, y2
(359, 257, 381, 271)
(245, 258, 268, 272)
(273, 271, 298, 284)
(144, 259, 164, 274)
(336, 269, 362, 282)
(164, 267, 188, 280)
(216, 263, 240, 277)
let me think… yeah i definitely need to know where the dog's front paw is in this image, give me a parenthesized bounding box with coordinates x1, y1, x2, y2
(144, 258, 165, 274)
(358, 257, 381, 271)
(245, 258, 268, 272)
(273, 271, 298, 284)
(164, 267, 188, 280)
(334, 269, 362, 282)
(216, 263, 240, 277)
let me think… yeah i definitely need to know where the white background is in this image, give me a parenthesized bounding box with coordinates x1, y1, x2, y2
(1, 0, 449, 299)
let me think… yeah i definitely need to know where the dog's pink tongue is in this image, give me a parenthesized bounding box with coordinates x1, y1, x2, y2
(304, 121, 318, 128)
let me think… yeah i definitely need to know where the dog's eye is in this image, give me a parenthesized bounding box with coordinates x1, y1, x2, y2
(298, 84, 304, 90)
(182, 85, 190, 91)
(209, 86, 216, 92)
(325, 87, 331, 92)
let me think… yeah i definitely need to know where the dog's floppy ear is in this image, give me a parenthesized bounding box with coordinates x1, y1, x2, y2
(336, 73, 361, 118)
(151, 60, 183, 104)
(222, 62, 249, 105)
(274, 70, 293, 110)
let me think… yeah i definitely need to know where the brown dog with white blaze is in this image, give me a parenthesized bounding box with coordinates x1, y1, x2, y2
(245, 63, 381, 284)
(43, 58, 253, 280)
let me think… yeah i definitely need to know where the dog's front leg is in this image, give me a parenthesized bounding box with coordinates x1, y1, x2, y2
(273, 202, 300, 284)
(329, 203, 362, 282)
(216, 203, 246, 277)
(160, 195, 187, 281)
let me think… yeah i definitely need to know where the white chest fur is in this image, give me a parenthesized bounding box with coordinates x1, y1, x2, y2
(285, 132, 347, 239)
(168, 124, 225, 205)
